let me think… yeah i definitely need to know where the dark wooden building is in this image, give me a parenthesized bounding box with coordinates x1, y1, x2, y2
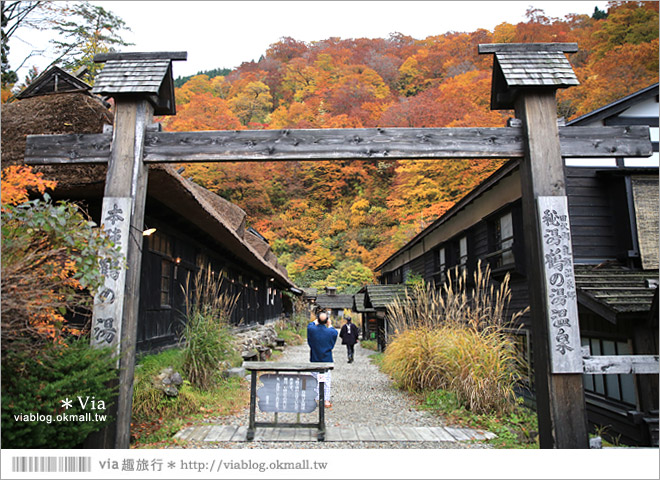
(354, 285, 409, 352)
(314, 287, 354, 321)
(376, 84, 659, 446)
(2, 81, 297, 354)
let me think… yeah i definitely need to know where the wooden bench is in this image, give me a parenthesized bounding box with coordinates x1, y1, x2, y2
(243, 361, 334, 441)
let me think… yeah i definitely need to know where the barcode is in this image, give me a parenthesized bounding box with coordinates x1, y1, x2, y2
(12, 456, 91, 473)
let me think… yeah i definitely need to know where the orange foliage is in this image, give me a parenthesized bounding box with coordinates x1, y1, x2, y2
(171, 3, 657, 288)
(164, 93, 243, 131)
(1, 165, 57, 206)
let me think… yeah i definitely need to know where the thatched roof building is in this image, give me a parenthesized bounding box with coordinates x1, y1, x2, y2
(2, 89, 291, 287)
(2, 87, 296, 346)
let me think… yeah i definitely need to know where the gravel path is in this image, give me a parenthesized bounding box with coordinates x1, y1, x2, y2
(178, 332, 491, 449)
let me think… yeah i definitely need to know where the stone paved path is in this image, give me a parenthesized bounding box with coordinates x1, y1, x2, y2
(174, 333, 494, 449)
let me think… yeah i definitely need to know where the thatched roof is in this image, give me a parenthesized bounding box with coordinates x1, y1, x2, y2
(148, 165, 293, 287)
(246, 229, 272, 257)
(353, 293, 376, 313)
(1, 91, 294, 288)
(1, 92, 112, 188)
(315, 294, 354, 310)
(362, 284, 410, 309)
(574, 264, 658, 322)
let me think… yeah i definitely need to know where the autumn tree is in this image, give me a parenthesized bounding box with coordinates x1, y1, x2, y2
(49, 1, 132, 82)
(1, 166, 120, 356)
(167, 8, 658, 291)
(592, 1, 658, 57)
(164, 92, 243, 131)
(229, 81, 273, 126)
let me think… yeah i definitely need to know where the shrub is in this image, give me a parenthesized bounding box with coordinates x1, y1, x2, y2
(275, 296, 310, 345)
(1, 196, 121, 362)
(382, 261, 528, 415)
(1, 336, 117, 448)
(131, 348, 249, 446)
(180, 266, 240, 389)
(360, 339, 379, 351)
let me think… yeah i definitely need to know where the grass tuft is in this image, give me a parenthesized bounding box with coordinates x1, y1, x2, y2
(180, 265, 241, 389)
(382, 261, 529, 415)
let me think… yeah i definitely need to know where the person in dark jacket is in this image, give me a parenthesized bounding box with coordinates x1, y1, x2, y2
(307, 311, 338, 407)
(339, 316, 359, 363)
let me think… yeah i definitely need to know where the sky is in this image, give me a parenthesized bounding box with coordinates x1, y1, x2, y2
(7, 0, 609, 81)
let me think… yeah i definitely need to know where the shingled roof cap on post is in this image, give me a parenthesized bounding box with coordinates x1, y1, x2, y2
(478, 43, 579, 110)
(92, 51, 187, 115)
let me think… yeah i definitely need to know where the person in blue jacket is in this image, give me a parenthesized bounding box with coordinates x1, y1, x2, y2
(307, 311, 338, 408)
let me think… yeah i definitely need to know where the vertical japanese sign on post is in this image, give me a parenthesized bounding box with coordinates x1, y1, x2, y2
(538, 196, 582, 374)
(91, 198, 132, 366)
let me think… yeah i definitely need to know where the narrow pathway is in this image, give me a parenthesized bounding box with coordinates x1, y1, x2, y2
(175, 333, 494, 448)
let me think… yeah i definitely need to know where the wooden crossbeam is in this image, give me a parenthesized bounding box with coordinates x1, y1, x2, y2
(24, 126, 652, 165)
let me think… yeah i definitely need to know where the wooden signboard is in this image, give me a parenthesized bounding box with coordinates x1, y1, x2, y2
(91, 197, 132, 366)
(537, 196, 582, 374)
(257, 373, 318, 413)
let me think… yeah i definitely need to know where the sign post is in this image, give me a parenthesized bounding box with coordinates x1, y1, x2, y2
(83, 52, 186, 449)
(516, 91, 589, 448)
(244, 362, 333, 441)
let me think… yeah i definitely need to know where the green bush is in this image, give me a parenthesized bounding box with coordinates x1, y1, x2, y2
(182, 313, 240, 389)
(180, 266, 240, 389)
(422, 390, 539, 448)
(1, 197, 121, 361)
(360, 339, 378, 351)
(1, 336, 117, 448)
(275, 300, 310, 345)
(131, 348, 249, 446)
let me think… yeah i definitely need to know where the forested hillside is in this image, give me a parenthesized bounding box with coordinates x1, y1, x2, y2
(159, 2, 658, 291)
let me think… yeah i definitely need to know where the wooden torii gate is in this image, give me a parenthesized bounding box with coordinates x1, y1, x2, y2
(24, 44, 655, 449)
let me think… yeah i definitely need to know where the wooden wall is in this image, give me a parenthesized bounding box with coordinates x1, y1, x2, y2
(565, 167, 627, 262)
(136, 198, 287, 353)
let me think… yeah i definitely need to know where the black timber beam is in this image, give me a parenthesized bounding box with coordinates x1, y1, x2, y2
(24, 126, 652, 165)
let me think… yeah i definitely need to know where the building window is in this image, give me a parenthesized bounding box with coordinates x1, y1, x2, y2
(402, 264, 411, 283)
(497, 212, 515, 266)
(438, 247, 446, 274)
(582, 337, 636, 405)
(458, 236, 468, 270)
(486, 211, 515, 270)
(505, 328, 533, 388)
(160, 259, 172, 307)
(148, 231, 172, 257)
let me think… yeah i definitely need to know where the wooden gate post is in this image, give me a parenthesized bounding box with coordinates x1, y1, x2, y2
(84, 52, 185, 448)
(479, 43, 589, 448)
(85, 98, 153, 449)
(516, 92, 589, 448)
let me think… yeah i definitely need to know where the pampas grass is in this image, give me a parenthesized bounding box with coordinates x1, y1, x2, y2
(382, 261, 529, 415)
